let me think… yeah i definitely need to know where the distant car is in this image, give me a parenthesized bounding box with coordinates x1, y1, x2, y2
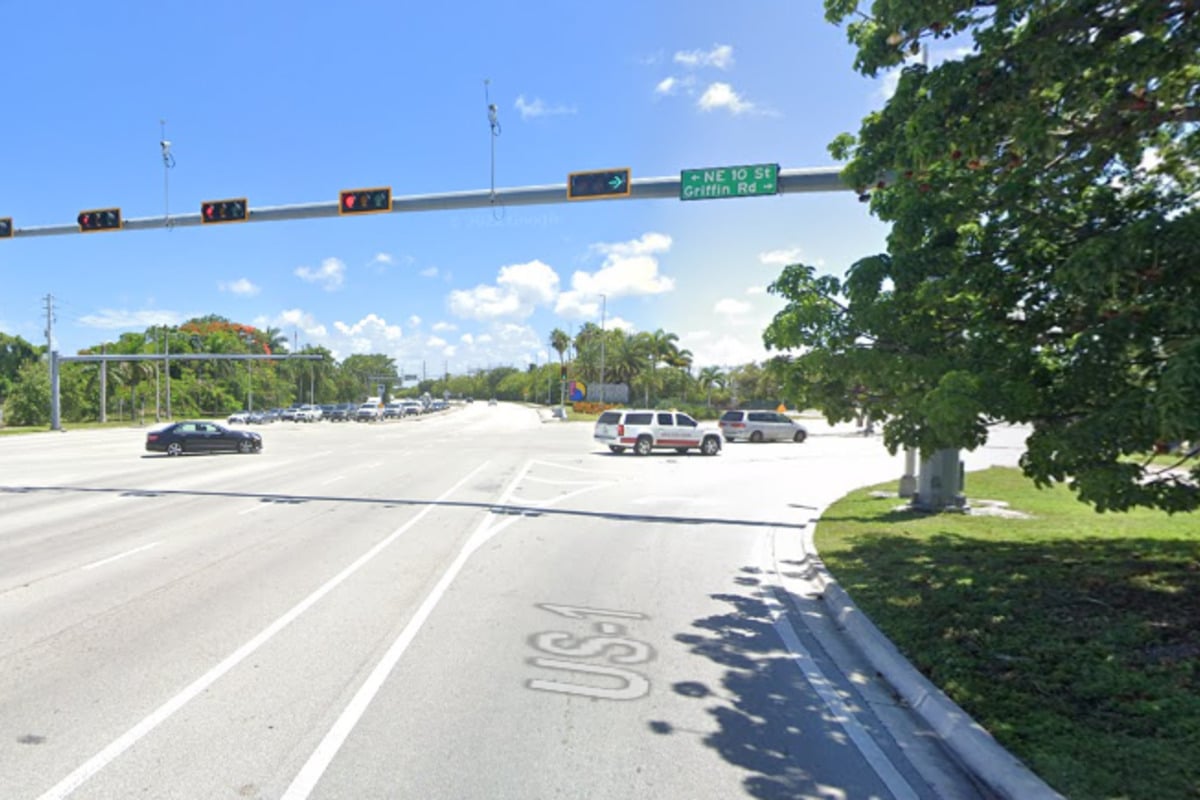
(401, 401, 423, 416)
(356, 402, 382, 422)
(294, 404, 323, 422)
(488, 398, 498, 406)
(593, 409, 722, 456)
(280, 406, 301, 422)
(383, 401, 405, 419)
(719, 410, 808, 443)
(227, 411, 250, 424)
(325, 403, 353, 421)
(146, 421, 262, 456)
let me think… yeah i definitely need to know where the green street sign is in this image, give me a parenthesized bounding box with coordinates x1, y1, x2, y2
(680, 163, 780, 201)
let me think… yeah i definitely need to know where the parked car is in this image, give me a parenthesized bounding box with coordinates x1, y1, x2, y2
(280, 406, 301, 422)
(593, 409, 722, 456)
(325, 403, 353, 422)
(146, 421, 262, 456)
(294, 404, 323, 422)
(356, 402, 382, 422)
(383, 401, 405, 419)
(227, 410, 250, 424)
(401, 401, 423, 416)
(718, 410, 808, 443)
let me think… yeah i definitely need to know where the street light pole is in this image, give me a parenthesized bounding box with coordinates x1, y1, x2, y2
(598, 294, 606, 405)
(165, 331, 171, 420)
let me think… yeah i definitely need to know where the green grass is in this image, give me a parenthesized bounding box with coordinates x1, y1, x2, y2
(0, 420, 148, 436)
(816, 467, 1200, 800)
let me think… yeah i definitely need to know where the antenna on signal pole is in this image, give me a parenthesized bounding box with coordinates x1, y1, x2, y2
(160, 119, 176, 229)
(485, 79, 504, 220)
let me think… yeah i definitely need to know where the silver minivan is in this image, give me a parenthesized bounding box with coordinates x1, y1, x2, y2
(718, 410, 807, 443)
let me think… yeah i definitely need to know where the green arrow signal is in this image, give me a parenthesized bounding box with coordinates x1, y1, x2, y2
(608, 175, 625, 190)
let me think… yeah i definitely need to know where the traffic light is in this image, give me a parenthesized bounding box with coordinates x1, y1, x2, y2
(567, 168, 631, 200)
(560, 364, 567, 380)
(201, 198, 248, 224)
(77, 208, 122, 233)
(339, 187, 392, 215)
(0, 218, 11, 239)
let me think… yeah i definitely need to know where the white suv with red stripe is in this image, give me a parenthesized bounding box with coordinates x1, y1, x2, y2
(593, 409, 723, 456)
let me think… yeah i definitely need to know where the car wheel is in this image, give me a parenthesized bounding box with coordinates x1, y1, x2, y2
(167, 442, 183, 456)
(609, 445, 625, 453)
(793, 430, 807, 443)
(238, 439, 254, 454)
(701, 436, 721, 456)
(634, 436, 653, 456)
(750, 430, 764, 443)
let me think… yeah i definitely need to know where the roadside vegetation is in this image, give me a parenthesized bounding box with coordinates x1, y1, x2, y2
(0, 320, 793, 429)
(815, 467, 1200, 800)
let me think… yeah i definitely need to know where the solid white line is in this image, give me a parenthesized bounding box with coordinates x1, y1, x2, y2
(320, 475, 346, 486)
(280, 460, 534, 800)
(34, 460, 491, 800)
(79, 542, 160, 571)
(759, 538, 920, 800)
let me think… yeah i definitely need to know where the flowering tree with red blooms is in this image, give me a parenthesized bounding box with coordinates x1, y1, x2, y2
(765, 0, 1200, 511)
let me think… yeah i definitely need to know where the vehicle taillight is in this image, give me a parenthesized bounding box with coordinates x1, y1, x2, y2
(147, 434, 158, 441)
(617, 424, 624, 436)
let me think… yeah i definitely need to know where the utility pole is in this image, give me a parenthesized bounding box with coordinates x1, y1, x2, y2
(45, 294, 61, 431)
(165, 330, 171, 420)
(99, 344, 107, 423)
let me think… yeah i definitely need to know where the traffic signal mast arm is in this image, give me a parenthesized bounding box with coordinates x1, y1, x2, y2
(5, 167, 846, 238)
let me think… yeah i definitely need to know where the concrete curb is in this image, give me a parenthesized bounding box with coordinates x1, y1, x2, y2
(804, 519, 1066, 800)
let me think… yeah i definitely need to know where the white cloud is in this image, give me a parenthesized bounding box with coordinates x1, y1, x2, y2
(674, 44, 734, 70)
(746, 286, 767, 295)
(294, 257, 346, 291)
(555, 233, 675, 317)
(79, 309, 183, 330)
(442, 345, 457, 357)
(333, 313, 402, 343)
(371, 253, 394, 266)
(448, 259, 560, 321)
(606, 316, 636, 333)
(426, 336, 447, 348)
(515, 95, 577, 120)
(477, 334, 493, 344)
(420, 266, 439, 278)
(715, 298, 752, 316)
(655, 77, 678, 95)
(218, 278, 260, 297)
(684, 331, 771, 368)
(461, 333, 474, 346)
(759, 247, 805, 266)
(407, 315, 421, 329)
(432, 321, 457, 332)
(698, 82, 755, 114)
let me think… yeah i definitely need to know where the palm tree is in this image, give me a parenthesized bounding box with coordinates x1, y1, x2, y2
(698, 366, 727, 408)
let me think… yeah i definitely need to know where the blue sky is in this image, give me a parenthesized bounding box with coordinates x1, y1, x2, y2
(1, 0, 904, 374)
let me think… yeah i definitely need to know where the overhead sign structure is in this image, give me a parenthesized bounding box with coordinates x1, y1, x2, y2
(0, 218, 11, 239)
(201, 198, 249, 224)
(340, 187, 392, 215)
(77, 208, 123, 233)
(680, 163, 779, 201)
(567, 168, 631, 201)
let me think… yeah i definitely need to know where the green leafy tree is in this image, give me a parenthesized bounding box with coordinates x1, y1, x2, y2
(765, 0, 1200, 512)
(3, 359, 50, 426)
(698, 366, 727, 408)
(0, 332, 41, 403)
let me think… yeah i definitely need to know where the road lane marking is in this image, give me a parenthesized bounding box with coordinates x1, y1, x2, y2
(320, 475, 345, 486)
(79, 542, 161, 571)
(759, 536, 920, 800)
(281, 460, 535, 800)
(237, 502, 268, 516)
(33, 460, 491, 800)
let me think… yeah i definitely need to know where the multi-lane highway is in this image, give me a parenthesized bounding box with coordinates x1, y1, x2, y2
(1, 404, 1022, 799)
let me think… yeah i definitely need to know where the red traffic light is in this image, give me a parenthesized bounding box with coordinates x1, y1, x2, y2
(200, 198, 248, 224)
(78, 208, 122, 233)
(339, 187, 392, 215)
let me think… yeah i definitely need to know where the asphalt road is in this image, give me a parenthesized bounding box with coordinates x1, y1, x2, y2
(0, 404, 1027, 799)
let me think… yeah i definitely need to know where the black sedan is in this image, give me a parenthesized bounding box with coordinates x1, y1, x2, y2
(145, 421, 263, 456)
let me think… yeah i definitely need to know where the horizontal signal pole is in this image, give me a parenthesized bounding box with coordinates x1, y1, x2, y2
(8, 167, 848, 239)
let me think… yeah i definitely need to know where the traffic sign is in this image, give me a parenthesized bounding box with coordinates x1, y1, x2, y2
(340, 187, 392, 215)
(567, 168, 631, 201)
(77, 208, 122, 233)
(201, 198, 248, 224)
(680, 163, 779, 201)
(0, 218, 11, 239)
